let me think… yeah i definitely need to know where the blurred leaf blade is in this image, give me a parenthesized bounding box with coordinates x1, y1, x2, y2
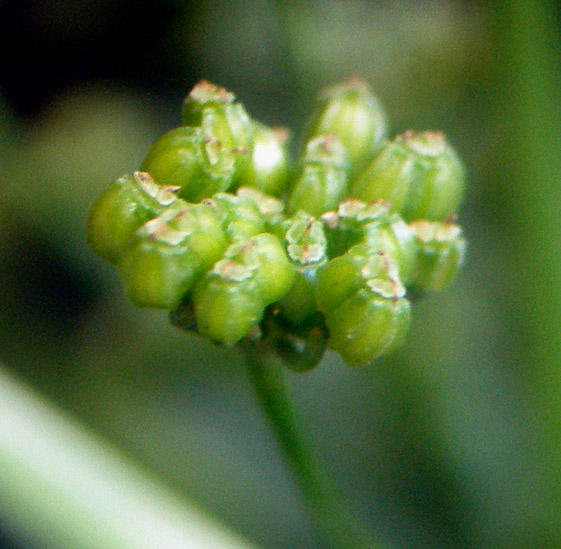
(492, 0, 561, 539)
(0, 364, 256, 549)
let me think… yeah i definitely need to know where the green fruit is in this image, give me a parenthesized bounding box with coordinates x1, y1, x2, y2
(351, 131, 465, 222)
(305, 77, 387, 175)
(140, 126, 235, 202)
(192, 276, 264, 346)
(87, 171, 177, 264)
(325, 288, 410, 365)
(193, 233, 295, 345)
(118, 202, 227, 309)
(408, 220, 466, 292)
(236, 187, 286, 233)
(287, 135, 349, 217)
(182, 80, 256, 182)
(202, 192, 265, 242)
(323, 198, 416, 283)
(277, 212, 328, 325)
(316, 251, 410, 365)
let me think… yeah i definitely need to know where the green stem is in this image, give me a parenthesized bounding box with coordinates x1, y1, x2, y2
(241, 338, 386, 548)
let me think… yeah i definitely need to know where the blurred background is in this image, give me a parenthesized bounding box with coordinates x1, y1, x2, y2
(1, 0, 560, 547)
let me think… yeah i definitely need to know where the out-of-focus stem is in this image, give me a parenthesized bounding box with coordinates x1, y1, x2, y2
(241, 338, 386, 548)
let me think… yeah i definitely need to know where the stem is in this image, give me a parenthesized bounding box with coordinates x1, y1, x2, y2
(241, 338, 386, 548)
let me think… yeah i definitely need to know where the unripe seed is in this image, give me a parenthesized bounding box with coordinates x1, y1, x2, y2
(202, 192, 265, 242)
(287, 135, 349, 217)
(351, 130, 464, 222)
(408, 220, 466, 292)
(305, 77, 387, 175)
(242, 233, 296, 305)
(87, 171, 177, 264)
(316, 252, 410, 365)
(325, 288, 410, 365)
(236, 187, 286, 233)
(193, 276, 264, 346)
(323, 198, 416, 283)
(284, 212, 328, 268)
(182, 80, 255, 182)
(315, 251, 367, 313)
(278, 212, 328, 326)
(118, 202, 227, 309)
(140, 126, 235, 202)
(193, 233, 295, 345)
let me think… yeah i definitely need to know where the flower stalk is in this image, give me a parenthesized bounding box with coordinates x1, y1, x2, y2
(241, 337, 386, 548)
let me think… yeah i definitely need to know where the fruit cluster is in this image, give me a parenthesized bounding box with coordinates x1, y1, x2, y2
(87, 79, 466, 368)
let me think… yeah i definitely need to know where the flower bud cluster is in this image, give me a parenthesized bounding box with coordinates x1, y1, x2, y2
(87, 78, 466, 368)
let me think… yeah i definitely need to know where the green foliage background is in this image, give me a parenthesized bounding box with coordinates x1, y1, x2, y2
(1, 1, 560, 547)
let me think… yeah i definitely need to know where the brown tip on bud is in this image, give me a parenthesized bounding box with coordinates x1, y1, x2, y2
(272, 127, 290, 144)
(161, 184, 181, 193)
(188, 80, 235, 104)
(320, 211, 339, 228)
(446, 213, 458, 224)
(366, 198, 391, 209)
(201, 198, 217, 210)
(400, 130, 446, 157)
(204, 136, 222, 146)
(133, 171, 154, 184)
(319, 76, 371, 99)
(400, 130, 416, 141)
(322, 134, 337, 152)
(342, 75, 370, 91)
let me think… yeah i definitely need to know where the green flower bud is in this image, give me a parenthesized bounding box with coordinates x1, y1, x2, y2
(202, 192, 265, 242)
(87, 171, 177, 264)
(182, 80, 255, 181)
(350, 131, 465, 222)
(193, 233, 295, 346)
(277, 212, 328, 326)
(118, 202, 227, 309)
(304, 78, 387, 175)
(284, 212, 328, 269)
(408, 220, 466, 293)
(192, 276, 264, 346)
(325, 198, 416, 284)
(325, 286, 411, 365)
(247, 233, 296, 305)
(236, 187, 286, 233)
(140, 126, 235, 203)
(240, 123, 290, 196)
(314, 251, 367, 313)
(316, 252, 410, 365)
(287, 135, 349, 217)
